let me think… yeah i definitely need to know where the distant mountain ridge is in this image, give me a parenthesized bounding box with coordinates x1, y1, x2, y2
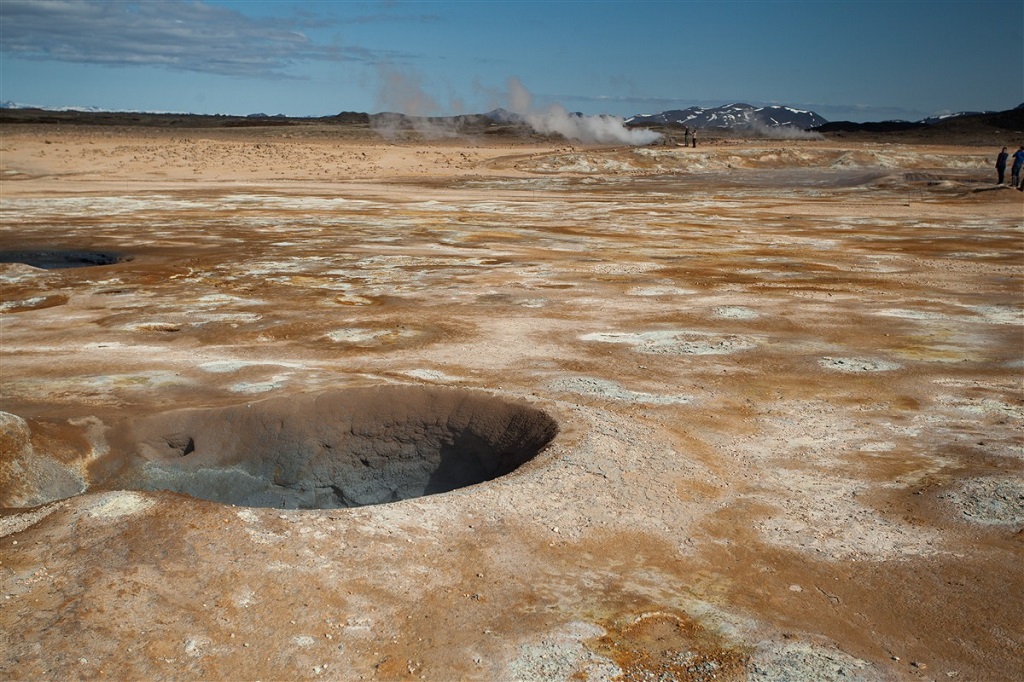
(815, 104, 1024, 134)
(4, 100, 1022, 138)
(1, 100, 111, 113)
(625, 103, 828, 130)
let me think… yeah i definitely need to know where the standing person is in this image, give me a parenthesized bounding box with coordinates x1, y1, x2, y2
(996, 146, 1008, 184)
(1012, 146, 1024, 190)
(692, 129, 697, 148)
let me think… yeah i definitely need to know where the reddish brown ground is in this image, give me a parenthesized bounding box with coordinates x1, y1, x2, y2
(1, 124, 1022, 680)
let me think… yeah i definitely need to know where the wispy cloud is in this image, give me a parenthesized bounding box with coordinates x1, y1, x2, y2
(0, 0, 393, 78)
(339, 11, 440, 25)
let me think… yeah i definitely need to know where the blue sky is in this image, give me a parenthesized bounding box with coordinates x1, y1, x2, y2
(1, 0, 1021, 122)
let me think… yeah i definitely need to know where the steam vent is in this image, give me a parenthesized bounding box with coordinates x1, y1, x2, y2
(108, 387, 559, 509)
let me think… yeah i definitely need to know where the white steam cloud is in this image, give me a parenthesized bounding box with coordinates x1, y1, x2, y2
(375, 65, 441, 118)
(372, 65, 463, 138)
(506, 78, 661, 146)
(370, 70, 662, 145)
(747, 120, 824, 140)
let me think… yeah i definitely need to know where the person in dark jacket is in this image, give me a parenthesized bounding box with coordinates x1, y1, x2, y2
(995, 147, 1008, 184)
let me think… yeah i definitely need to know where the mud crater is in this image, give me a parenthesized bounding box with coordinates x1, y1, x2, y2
(0, 249, 132, 269)
(109, 386, 559, 509)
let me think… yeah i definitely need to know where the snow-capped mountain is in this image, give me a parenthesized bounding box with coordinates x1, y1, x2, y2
(919, 111, 994, 125)
(626, 103, 827, 130)
(1, 100, 111, 113)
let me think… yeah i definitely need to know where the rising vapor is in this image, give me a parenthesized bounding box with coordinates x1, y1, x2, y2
(506, 78, 661, 146)
(747, 121, 824, 140)
(370, 70, 662, 145)
(372, 65, 464, 138)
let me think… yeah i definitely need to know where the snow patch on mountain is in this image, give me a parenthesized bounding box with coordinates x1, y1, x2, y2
(626, 103, 828, 131)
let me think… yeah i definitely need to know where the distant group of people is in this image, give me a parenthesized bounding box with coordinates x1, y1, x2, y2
(995, 146, 1024, 190)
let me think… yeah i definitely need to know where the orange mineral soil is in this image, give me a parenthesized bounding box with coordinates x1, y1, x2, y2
(2, 123, 1022, 681)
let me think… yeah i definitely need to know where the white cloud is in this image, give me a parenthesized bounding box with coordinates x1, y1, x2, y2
(0, 0, 387, 77)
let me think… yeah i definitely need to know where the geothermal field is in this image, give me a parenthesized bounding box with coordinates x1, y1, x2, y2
(1, 120, 1022, 681)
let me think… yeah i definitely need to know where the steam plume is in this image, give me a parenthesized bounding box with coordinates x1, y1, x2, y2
(747, 120, 824, 140)
(375, 65, 441, 118)
(371, 69, 662, 145)
(506, 78, 661, 146)
(373, 65, 461, 138)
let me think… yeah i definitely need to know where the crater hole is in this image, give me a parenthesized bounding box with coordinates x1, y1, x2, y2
(0, 249, 132, 269)
(110, 386, 559, 509)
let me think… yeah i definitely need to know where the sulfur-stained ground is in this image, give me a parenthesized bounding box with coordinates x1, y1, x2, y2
(1, 124, 1022, 681)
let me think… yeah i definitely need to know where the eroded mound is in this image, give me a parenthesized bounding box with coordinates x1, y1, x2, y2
(108, 386, 559, 509)
(0, 249, 131, 269)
